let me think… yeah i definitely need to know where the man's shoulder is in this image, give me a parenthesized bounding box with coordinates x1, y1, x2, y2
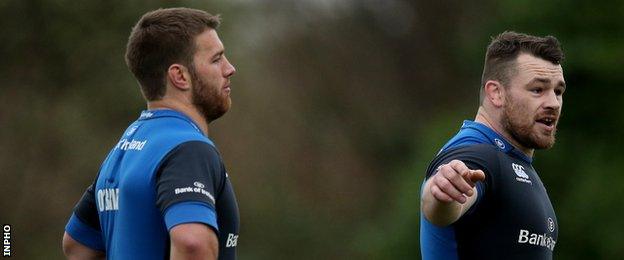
(137, 118, 214, 153)
(170, 141, 221, 160)
(441, 143, 502, 158)
(160, 141, 224, 175)
(144, 117, 208, 141)
(426, 144, 503, 178)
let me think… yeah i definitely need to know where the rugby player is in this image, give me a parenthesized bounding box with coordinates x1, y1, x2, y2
(420, 31, 565, 259)
(62, 8, 239, 259)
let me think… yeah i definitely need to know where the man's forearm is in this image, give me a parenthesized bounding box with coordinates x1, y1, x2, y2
(421, 179, 477, 226)
(170, 243, 217, 260)
(169, 223, 218, 260)
(62, 232, 106, 260)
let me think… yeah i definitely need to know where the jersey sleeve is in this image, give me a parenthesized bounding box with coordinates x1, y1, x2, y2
(65, 182, 106, 251)
(156, 141, 224, 232)
(424, 144, 501, 216)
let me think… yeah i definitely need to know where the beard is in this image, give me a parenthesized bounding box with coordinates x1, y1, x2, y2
(501, 94, 557, 150)
(189, 67, 231, 123)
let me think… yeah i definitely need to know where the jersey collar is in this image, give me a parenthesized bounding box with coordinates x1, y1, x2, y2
(461, 120, 533, 163)
(138, 109, 204, 136)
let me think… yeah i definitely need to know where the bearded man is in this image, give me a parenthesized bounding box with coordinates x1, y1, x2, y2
(62, 8, 239, 260)
(420, 31, 565, 259)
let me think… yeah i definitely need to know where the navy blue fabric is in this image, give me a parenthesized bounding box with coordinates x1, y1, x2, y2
(421, 120, 522, 260)
(420, 120, 557, 259)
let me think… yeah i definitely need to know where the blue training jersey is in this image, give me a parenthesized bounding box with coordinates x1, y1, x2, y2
(420, 120, 557, 259)
(65, 109, 239, 259)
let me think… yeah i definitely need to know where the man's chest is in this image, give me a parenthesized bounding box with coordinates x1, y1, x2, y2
(489, 158, 558, 250)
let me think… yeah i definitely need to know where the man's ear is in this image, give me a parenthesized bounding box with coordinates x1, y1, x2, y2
(167, 64, 192, 91)
(484, 80, 505, 107)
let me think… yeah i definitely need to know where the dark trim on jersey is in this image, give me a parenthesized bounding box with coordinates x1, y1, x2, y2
(73, 183, 101, 230)
(155, 141, 223, 213)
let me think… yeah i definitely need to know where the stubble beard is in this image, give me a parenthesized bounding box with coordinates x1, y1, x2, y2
(190, 67, 231, 123)
(501, 95, 557, 150)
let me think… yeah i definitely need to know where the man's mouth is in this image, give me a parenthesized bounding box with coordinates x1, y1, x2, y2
(536, 116, 557, 131)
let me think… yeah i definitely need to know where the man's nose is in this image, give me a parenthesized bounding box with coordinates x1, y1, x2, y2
(223, 56, 236, 77)
(543, 90, 561, 111)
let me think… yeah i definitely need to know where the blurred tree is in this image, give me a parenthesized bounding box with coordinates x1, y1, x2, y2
(0, 0, 621, 259)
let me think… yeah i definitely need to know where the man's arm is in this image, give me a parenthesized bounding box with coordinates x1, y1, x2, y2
(157, 142, 224, 259)
(62, 232, 105, 260)
(64, 180, 106, 258)
(170, 223, 219, 260)
(421, 160, 485, 226)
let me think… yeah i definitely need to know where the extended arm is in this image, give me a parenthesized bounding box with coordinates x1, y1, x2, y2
(170, 223, 219, 260)
(62, 232, 105, 260)
(421, 160, 485, 226)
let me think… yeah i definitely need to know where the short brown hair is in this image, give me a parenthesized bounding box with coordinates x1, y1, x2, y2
(480, 31, 564, 102)
(125, 8, 220, 101)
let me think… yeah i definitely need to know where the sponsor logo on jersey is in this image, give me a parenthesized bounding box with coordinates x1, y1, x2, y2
(512, 163, 532, 184)
(494, 138, 506, 149)
(97, 188, 120, 212)
(174, 182, 215, 204)
(126, 126, 138, 136)
(548, 217, 555, 232)
(517, 229, 556, 251)
(139, 111, 154, 119)
(115, 139, 147, 151)
(226, 233, 238, 247)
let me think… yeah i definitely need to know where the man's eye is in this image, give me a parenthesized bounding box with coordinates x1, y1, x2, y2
(531, 88, 543, 94)
(555, 89, 564, 96)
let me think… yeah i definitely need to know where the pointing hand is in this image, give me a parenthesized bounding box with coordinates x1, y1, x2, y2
(428, 160, 485, 204)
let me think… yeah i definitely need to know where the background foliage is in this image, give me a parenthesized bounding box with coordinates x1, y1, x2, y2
(0, 0, 622, 259)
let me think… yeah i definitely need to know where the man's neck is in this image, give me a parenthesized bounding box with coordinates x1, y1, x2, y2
(147, 99, 209, 136)
(474, 106, 534, 158)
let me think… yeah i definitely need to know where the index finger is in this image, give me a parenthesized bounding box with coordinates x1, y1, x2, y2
(448, 160, 471, 176)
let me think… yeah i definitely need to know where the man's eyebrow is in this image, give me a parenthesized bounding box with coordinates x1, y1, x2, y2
(529, 77, 551, 85)
(211, 49, 224, 59)
(528, 77, 566, 89)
